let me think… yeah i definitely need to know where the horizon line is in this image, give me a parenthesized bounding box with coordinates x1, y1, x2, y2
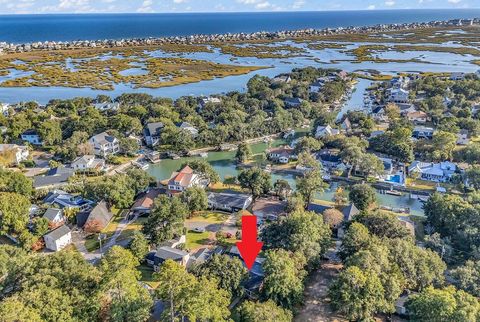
(1, 8, 480, 16)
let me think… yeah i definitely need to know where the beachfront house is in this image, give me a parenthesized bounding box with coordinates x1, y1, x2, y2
(88, 132, 120, 157)
(315, 125, 340, 138)
(207, 192, 253, 212)
(0, 144, 29, 165)
(21, 129, 42, 146)
(143, 122, 164, 147)
(267, 146, 296, 164)
(408, 161, 458, 182)
(71, 155, 106, 172)
(167, 165, 208, 195)
(43, 225, 72, 252)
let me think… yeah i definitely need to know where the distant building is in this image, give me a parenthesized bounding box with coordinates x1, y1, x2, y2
(450, 72, 466, 81)
(43, 225, 72, 251)
(198, 97, 221, 110)
(284, 97, 303, 108)
(93, 102, 120, 111)
(143, 122, 164, 147)
(315, 125, 340, 138)
(412, 126, 435, 140)
(406, 110, 427, 124)
(207, 192, 253, 213)
(272, 75, 292, 84)
(71, 155, 106, 172)
(21, 129, 42, 146)
(88, 132, 120, 157)
(0, 144, 29, 165)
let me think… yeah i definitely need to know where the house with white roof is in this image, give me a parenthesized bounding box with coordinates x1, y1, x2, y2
(21, 129, 42, 146)
(93, 102, 120, 112)
(177, 122, 199, 138)
(198, 97, 221, 110)
(315, 125, 340, 138)
(0, 103, 10, 116)
(71, 155, 106, 172)
(388, 88, 410, 104)
(408, 161, 457, 182)
(450, 72, 466, 81)
(88, 132, 120, 157)
(0, 144, 29, 165)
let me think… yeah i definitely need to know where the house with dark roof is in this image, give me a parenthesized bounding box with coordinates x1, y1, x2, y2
(284, 97, 303, 108)
(131, 188, 163, 215)
(146, 246, 190, 271)
(143, 122, 164, 147)
(207, 192, 253, 213)
(307, 203, 332, 214)
(342, 203, 360, 222)
(42, 208, 64, 225)
(43, 225, 72, 251)
(33, 166, 75, 190)
(77, 201, 113, 231)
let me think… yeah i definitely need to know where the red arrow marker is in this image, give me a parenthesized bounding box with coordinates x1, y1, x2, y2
(236, 215, 263, 270)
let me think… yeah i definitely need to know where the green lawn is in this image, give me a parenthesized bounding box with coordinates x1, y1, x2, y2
(138, 264, 160, 289)
(186, 230, 212, 250)
(187, 211, 229, 224)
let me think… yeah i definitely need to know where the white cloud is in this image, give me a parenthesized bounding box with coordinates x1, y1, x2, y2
(367, 4, 376, 9)
(447, 0, 461, 3)
(385, 1, 396, 6)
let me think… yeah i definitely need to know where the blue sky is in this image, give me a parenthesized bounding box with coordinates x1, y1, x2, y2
(0, 0, 477, 14)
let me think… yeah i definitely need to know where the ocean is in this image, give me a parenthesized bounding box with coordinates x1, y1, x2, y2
(1, 9, 480, 43)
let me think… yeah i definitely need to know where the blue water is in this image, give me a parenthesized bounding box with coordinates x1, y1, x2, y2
(1, 10, 480, 43)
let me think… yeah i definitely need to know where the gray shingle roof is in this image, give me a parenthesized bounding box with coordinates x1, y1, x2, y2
(44, 225, 71, 241)
(207, 192, 252, 210)
(43, 208, 62, 222)
(155, 246, 188, 260)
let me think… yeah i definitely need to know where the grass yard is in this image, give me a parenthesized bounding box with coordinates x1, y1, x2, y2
(186, 230, 213, 250)
(406, 178, 438, 191)
(84, 209, 125, 252)
(138, 264, 160, 289)
(187, 211, 229, 224)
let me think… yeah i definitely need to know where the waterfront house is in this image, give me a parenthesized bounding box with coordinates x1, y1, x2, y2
(177, 122, 199, 138)
(93, 102, 120, 112)
(88, 132, 120, 157)
(146, 246, 190, 271)
(167, 165, 208, 195)
(390, 76, 410, 89)
(317, 150, 343, 169)
(406, 110, 427, 124)
(412, 126, 435, 140)
(342, 203, 360, 222)
(131, 188, 163, 216)
(457, 129, 470, 146)
(315, 125, 340, 138)
(21, 129, 42, 146)
(76, 201, 113, 232)
(309, 80, 325, 93)
(71, 155, 106, 172)
(267, 146, 296, 164)
(272, 75, 292, 84)
(43, 190, 94, 211)
(33, 166, 75, 190)
(42, 208, 65, 225)
(0, 103, 10, 116)
(143, 122, 164, 147)
(198, 96, 221, 110)
(371, 106, 387, 122)
(450, 72, 466, 81)
(43, 225, 72, 252)
(207, 192, 253, 212)
(0, 144, 29, 165)
(388, 88, 410, 104)
(408, 161, 457, 182)
(284, 97, 303, 108)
